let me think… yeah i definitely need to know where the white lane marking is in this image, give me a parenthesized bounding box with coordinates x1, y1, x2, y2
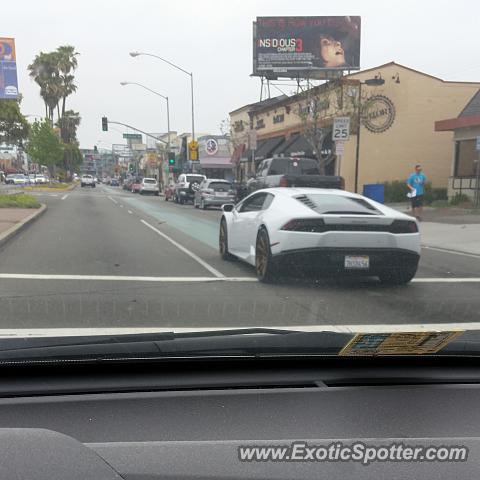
(412, 277, 480, 283)
(61, 194, 68, 200)
(128, 210, 133, 214)
(422, 245, 480, 259)
(0, 272, 476, 284)
(0, 274, 253, 282)
(107, 196, 118, 205)
(0, 323, 479, 338)
(141, 219, 225, 278)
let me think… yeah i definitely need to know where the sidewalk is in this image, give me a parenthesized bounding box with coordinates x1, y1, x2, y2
(386, 203, 480, 256)
(0, 209, 38, 235)
(0, 206, 47, 248)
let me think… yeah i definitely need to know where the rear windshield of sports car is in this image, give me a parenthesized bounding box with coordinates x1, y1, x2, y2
(298, 194, 382, 215)
(269, 158, 320, 175)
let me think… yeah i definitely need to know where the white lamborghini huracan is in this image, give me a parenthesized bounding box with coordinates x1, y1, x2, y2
(219, 188, 421, 284)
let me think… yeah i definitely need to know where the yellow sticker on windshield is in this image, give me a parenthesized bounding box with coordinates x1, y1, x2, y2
(339, 331, 464, 356)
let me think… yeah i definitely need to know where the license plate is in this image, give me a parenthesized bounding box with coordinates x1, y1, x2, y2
(344, 255, 370, 269)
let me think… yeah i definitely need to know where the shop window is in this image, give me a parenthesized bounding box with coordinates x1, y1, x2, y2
(455, 139, 476, 177)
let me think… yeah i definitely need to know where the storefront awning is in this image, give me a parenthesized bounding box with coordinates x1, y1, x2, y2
(254, 136, 285, 161)
(280, 135, 315, 158)
(199, 157, 233, 169)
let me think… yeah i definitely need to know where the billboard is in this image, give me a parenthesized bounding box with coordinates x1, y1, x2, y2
(0, 38, 18, 99)
(253, 16, 361, 78)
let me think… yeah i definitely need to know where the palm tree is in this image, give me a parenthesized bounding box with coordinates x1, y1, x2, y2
(28, 51, 63, 124)
(56, 45, 79, 117)
(56, 110, 81, 144)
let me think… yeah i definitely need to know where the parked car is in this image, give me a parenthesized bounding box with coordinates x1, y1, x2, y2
(10, 174, 27, 185)
(164, 183, 176, 201)
(110, 179, 119, 187)
(139, 178, 160, 196)
(80, 174, 96, 188)
(33, 174, 48, 184)
(174, 174, 206, 204)
(247, 157, 344, 194)
(219, 188, 420, 284)
(194, 179, 236, 210)
(130, 177, 143, 193)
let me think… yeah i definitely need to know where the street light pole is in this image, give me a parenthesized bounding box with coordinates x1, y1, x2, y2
(129, 52, 195, 141)
(120, 81, 171, 187)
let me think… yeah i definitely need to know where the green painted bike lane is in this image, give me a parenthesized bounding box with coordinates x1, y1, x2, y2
(124, 197, 219, 249)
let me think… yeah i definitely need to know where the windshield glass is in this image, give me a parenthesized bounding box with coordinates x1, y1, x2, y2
(186, 175, 205, 182)
(269, 158, 320, 175)
(209, 182, 232, 191)
(0, 0, 479, 362)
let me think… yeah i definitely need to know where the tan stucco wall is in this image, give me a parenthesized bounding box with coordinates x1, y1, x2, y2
(230, 64, 480, 192)
(341, 65, 480, 191)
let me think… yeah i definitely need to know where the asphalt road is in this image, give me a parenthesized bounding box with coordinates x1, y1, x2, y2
(0, 184, 478, 330)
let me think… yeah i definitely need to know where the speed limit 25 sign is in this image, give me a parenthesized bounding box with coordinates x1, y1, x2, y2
(333, 117, 350, 142)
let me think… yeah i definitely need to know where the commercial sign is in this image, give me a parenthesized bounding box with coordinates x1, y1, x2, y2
(0, 38, 19, 99)
(205, 138, 219, 156)
(362, 95, 396, 134)
(253, 16, 361, 78)
(333, 116, 350, 141)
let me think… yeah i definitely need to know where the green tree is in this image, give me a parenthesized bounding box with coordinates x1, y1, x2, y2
(26, 120, 64, 175)
(0, 99, 30, 146)
(56, 109, 81, 144)
(27, 45, 79, 125)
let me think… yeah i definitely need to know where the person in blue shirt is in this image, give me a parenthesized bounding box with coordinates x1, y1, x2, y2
(407, 164, 427, 220)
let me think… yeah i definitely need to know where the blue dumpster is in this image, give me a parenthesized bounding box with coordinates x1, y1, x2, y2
(363, 184, 385, 204)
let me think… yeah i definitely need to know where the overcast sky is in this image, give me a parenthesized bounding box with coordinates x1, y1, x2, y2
(4, 0, 480, 148)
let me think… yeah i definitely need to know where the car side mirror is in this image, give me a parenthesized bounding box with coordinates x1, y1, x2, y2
(222, 204, 235, 213)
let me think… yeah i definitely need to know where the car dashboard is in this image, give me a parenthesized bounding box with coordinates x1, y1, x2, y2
(0, 357, 478, 479)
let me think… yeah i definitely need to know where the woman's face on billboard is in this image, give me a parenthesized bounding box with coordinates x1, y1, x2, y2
(320, 36, 345, 67)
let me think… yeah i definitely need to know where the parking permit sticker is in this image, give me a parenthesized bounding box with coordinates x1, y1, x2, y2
(339, 331, 464, 356)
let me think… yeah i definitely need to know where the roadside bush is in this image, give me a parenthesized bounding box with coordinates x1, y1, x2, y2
(382, 181, 447, 205)
(383, 181, 407, 203)
(449, 193, 471, 206)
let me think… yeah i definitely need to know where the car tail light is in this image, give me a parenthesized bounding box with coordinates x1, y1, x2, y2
(279, 176, 289, 187)
(389, 220, 418, 233)
(281, 218, 326, 232)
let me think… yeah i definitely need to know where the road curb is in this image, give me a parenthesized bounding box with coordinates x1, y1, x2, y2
(0, 204, 47, 250)
(422, 244, 480, 258)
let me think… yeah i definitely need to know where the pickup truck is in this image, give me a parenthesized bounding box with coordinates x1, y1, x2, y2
(246, 157, 344, 194)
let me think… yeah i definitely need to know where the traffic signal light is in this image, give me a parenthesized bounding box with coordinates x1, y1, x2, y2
(102, 117, 108, 132)
(93, 145, 98, 153)
(168, 151, 175, 166)
(129, 164, 134, 172)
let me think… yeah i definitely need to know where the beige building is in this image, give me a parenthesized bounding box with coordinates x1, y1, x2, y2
(230, 62, 480, 193)
(435, 89, 480, 201)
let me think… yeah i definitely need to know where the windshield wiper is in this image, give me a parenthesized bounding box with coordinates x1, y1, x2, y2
(0, 328, 349, 363)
